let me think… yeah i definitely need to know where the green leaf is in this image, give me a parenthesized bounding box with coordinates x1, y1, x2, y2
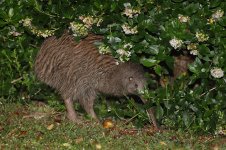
(198, 45, 210, 56)
(0, 10, 8, 19)
(62, 9, 73, 19)
(0, 20, 7, 27)
(34, 0, 42, 11)
(154, 65, 162, 76)
(165, 56, 174, 70)
(110, 2, 117, 12)
(183, 111, 191, 127)
(164, 101, 171, 109)
(156, 104, 164, 119)
(108, 36, 121, 44)
(189, 105, 198, 112)
(8, 8, 14, 18)
(140, 57, 159, 67)
(188, 75, 198, 85)
(209, 0, 221, 8)
(184, 3, 200, 15)
(188, 58, 202, 74)
(188, 63, 198, 73)
(219, 16, 226, 27)
(147, 45, 159, 55)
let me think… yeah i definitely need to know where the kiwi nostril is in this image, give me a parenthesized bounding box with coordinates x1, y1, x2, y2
(135, 84, 138, 88)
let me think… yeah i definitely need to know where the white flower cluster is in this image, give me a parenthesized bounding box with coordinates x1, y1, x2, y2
(195, 32, 209, 42)
(35, 30, 55, 38)
(8, 26, 21, 37)
(20, 18, 32, 27)
(20, 17, 54, 38)
(9, 31, 21, 37)
(116, 43, 133, 62)
(79, 15, 103, 28)
(210, 67, 224, 78)
(212, 9, 224, 21)
(69, 22, 88, 37)
(187, 43, 198, 55)
(190, 50, 198, 56)
(116, 49, 131, 56)
(178, 14, 190, 23)
(116, 49, 132, 61)
(122, 24, 138, 35)
(98, 44, 111, 54)
(123, 43, 133, 49)
(207, 18, 215, 24)
(169, 38, 183, 49)
(208, 9, 224, 24)
(122, 2, 140, 18)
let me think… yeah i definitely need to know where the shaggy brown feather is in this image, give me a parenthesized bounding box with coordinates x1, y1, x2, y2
(34, 31, 147, 122)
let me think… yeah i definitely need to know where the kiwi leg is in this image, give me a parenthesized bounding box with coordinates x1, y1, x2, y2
(64, 98, 81, 123)
(82, 98, 98, 120)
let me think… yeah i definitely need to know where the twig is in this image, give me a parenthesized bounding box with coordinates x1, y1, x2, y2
(29, 44, 39, 48)
(146, 110, 152, 125)
(34, 89, 41, 95)
(199, 87, 217, 97)
(11, 77, 23, 84)
(123, 113, 139, 125)
(113, 110, 127, 121)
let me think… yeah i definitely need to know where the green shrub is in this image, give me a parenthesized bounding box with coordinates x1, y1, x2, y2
(0, 0, 225, 133)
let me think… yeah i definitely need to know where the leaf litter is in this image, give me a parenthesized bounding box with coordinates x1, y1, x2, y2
(1, 102, 226, 149)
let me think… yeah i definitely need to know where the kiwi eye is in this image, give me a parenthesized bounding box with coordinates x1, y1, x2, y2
(129, 77, 133, 81)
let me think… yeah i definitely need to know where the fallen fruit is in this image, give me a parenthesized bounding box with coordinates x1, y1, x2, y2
(47, 124, 54, 130)
(96, 143, 102, 149)
(102, 119, 114, 129)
